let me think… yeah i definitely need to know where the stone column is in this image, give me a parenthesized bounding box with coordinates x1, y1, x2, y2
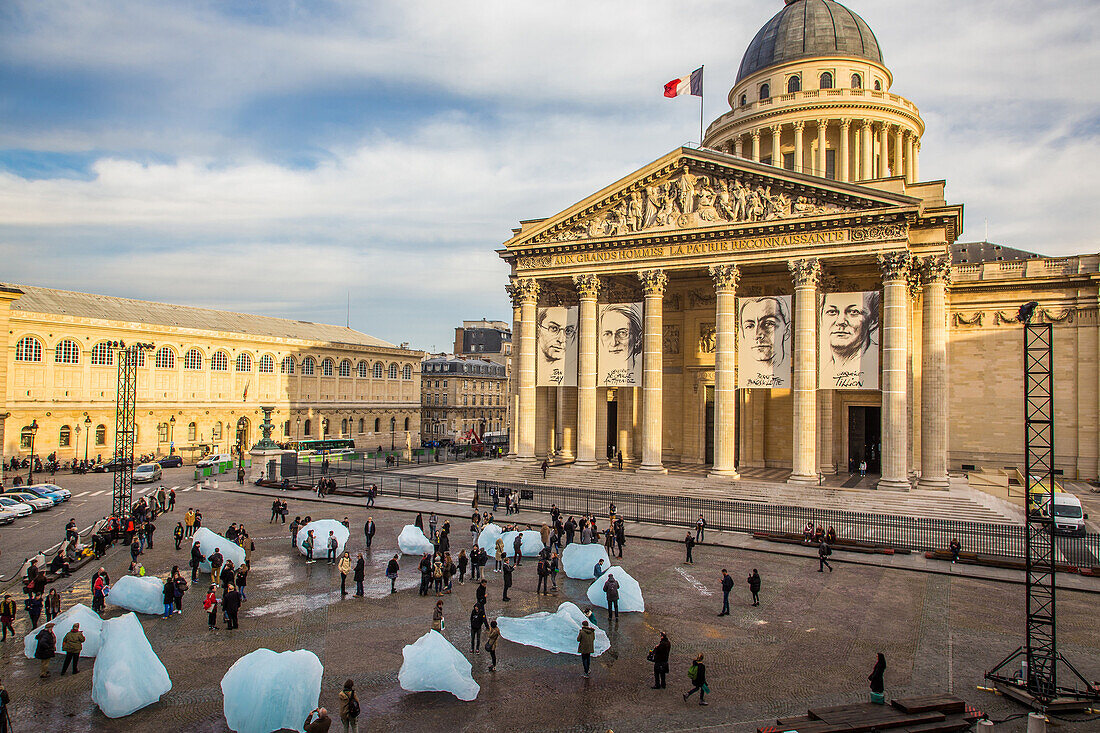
(819, 391, 835, 474)
(573, 274, 600, 467)
(861, 121, 873, 180)
(506, 284, 521, 458)
(638, 269, 668, 473)
(733, 135, 744, 159)
(770, 125, 782, 166)
(554, 386, 565, 456)
(913, 139, 921, 181)
(905, 132, 915, 183)
(893, 125, 905, 177)
(917, 255, 951, 489)
(816, 119, 828, 177)
(515, 278, 539, 462)
(878, 123, 889, 178)
(839, 119, 851, 182)
(878, 253, 913, 490)
(792, 121, 805, 173)
(708, 264, 740, 477)
(788, 259, 821, 484)
(751, 131, 761, 162)
(617, 388, 632, 463)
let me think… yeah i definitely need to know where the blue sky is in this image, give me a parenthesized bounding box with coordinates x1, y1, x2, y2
(2, 0, 1097, 350)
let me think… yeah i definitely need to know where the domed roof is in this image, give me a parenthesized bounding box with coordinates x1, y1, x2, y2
(736, 0, 883, 83)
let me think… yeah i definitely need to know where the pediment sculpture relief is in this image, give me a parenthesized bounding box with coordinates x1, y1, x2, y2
(533, 165, 852, 244)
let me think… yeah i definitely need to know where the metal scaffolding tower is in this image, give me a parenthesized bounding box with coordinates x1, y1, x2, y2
(111, 342, 153, 519)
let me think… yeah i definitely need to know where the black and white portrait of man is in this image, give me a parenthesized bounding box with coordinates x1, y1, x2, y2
(536, 306, 578, 386)
(737, 295, 793, 388)
(597, 302, 643, 386)
(819, 291, 880, 389)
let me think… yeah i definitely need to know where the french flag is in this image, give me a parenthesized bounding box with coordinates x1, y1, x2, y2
(664, 67, 703, 98)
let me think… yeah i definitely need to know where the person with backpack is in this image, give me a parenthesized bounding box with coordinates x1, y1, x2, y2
(338, 679, 360, 732)
(303, 532, 316, 563)
(603, 572, 620, 619)
(747, 569, 761, 606)
(683, 653, 708, 705)
(172, 567, 188, 613)
(209, 548, 224, 584)
(327, 532, 339, 565)
(649, 631, 671, 689)
(386, 555, 400, 594)
(818, 540, 833, 572)
(60, 622, 85, 675)
(536, 556, 550, 595)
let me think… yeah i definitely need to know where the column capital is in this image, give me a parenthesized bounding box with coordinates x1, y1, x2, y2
(638, 269, 668, 296)
(572, 274, 601, 300)
(514, 277, 540, 304)
(860, 119, 873, 132)
(817, 118, 829, 130)
(921, 254, 953, 286)
(878, 252, 914, 282)
(751, 129, 761, 141)
(708, 264, 740, 292)
(788, 258, 822, 288)
(505, 283, 522, 309)
(792, 120, 806, 133)
(839, 117, 852, 130)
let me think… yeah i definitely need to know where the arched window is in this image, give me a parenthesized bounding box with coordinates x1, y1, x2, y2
(372, 362, 383, 379)
(211, 351, 228, 371)
(759, 83, 770, 100)
(212, 422, 222, 440)
(55, 339, 80, 364)
(155, 347, 175, 369)
(303, 419, 312, 436)
(236, 353, 252, 372)
(15, 336, 42, 362)
(739, 93, 748, 107)
(321, 358, 334, 377)
(301, 357, 315, 376)
(259, 354, 274, 373)
(873, 79, 882, 91)
(281, 356, 295, 375)
(819, 72, 833, 89)
(95, 424, 106, 445)
(403, 364, 413, 380)
(404, 417, 410, 431)
(184, 349, 203, 370)
(358, 361, 368, 378)
(59, 425, 71, 447)
(91, 342, 113, 366)
(787, 75, 801, 93)
(341, 418, 348, 434)
(135, 350, 145, 367)
(388, 363, 398, 380)
(851, 73, 862, 89)
(157, 423, 168, 442)
(187, 421, 197, 441)
(374, 418, 380, 432)
(358, 418, 365, 433)
(339, 360, 352, 377)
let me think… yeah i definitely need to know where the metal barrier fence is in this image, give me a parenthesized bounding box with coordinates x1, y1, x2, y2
(476, 479, 1100, 566)
(297, 450, 500, 477)
(302, 470, 465, 505)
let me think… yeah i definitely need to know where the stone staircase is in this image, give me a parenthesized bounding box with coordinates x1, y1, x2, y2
(399, 460, 1022, 525)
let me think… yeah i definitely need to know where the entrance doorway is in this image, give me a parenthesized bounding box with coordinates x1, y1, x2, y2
(847, 406, 881, 473)
(605, 399, 618, 463)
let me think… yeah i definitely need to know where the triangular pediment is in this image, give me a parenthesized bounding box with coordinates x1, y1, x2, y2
(504, 147, 921, 250)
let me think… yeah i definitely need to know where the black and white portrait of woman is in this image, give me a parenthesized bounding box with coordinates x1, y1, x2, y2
(818, 291, 880, 389)
(597, 302, 643, 386)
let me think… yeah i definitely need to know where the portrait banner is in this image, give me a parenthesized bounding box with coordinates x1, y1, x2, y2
(597, 302, 643, 386)
(819, 291, 880, 390)
(536, 306, 578, 386)
(737, 295, 793, 388)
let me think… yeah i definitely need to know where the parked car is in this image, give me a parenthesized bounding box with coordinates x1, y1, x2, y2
(92, 457, 132, 473)
(0, 496, 34, 517)
(196, 453, 232, 469)
(157, 455, 183, 468)
(28, 483, 71, 501)
(0, 508, 17, 525)
(133, 463, 163, 483)
(1, 491, 53, 511)
(16, 485, 65, 505)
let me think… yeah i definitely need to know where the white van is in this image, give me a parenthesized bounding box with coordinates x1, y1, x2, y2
(1052, 493, 1088, 536)
(196, 453, 233, 469)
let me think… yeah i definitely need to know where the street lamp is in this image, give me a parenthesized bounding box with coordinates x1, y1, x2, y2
(296, 415, 301, 442)
(27, 419, 39, 485)
(84, 415, 91, 465)
(390, 416, 396, 451)
(168, 415, 176, 456)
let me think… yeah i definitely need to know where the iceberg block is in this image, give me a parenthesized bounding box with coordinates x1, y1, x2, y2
(397, 525, 434, 556)
(399, 630, 479, 701)
(561, 543, 610, 579)
(500, 530, 544, 557)
(497, 601, 610, 656)
(295, 519, 350, 559)
(24, 603, 104, 659)
(191, 527, 246, 572)
(586, 565, 644, 613)
(221, 648, 323, 733)
(92, 613, 172, 718)
(475, 523, 504, 554)
(106, 575, 165, 615)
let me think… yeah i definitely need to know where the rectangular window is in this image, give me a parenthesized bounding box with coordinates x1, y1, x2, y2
(783, 152, 794, 171)
(825, 149, 836, 180)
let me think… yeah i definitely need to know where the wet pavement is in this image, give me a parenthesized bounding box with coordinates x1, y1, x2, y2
(2, 488, 1098, 732)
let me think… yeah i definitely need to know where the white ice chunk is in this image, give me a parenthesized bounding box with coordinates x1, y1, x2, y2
(92, 612, 172, 718)
(398, 525, 434, 556)
(500, 530, 544, 557)
(561, 543, 610, 579)
(586, 565, 644, 613)
(475, 523, 503, 554)
(221, 648, 323, 733)
(190, 527, 246, 572)
(106, 575, 165, 615)
(399, 630, 479, 701)
(24, 603, 104, 659)
(295, 519, 350, 559)
(497, 601, 610, 656)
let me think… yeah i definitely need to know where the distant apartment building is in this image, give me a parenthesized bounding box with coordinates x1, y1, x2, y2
(420, 354, 507, 442)
(452, 319, 512, 444)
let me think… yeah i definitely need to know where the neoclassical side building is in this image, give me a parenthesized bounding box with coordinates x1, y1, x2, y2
(0, 283, 424, 481)
(499, 0, 1100, 486)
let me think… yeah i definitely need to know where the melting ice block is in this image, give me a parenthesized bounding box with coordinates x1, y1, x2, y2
(295, 519, 350, 559)
(191, 527, 246, 572)
(398, 525, 434, 556)
(221, 648, 322, 733)
(475, 523, 503, 554)
(561, 543, 610, 579)
(24, 603, 104, 659)
(399, 630, 479, 701)
(92, 612, 172, 718)
(497, 601, 610, 656)
(500, 530, 544, 557)
(586, 565, 644, 613)
(106, 575, 165, 615)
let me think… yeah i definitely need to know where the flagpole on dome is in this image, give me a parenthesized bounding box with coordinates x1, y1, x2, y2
(698, 65, 704, 147)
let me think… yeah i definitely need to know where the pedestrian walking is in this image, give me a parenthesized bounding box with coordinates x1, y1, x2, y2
(650, 631, 671, 688)
(818, 540, 833, 572)
(34, 622, 56, 678)
(512, 534, 523, 567)
(60, 623, 84, 675)
(0, 596, 16, 640)
(209, 548, 224, 584)
(457, 549, 468, 584)
(577, 620, 596, 678)
(204, 585, 219, 630)
(502, 560, 513, 601)
(747, 569, 761, 606)
(684, 533, 695, 564)
(718, 569, 733, 616)
(470, 602, 486, 652)
(44, 589, 60, 622)
(869, 653, 886, 704)
(485, 620, 500, 670)
(364, 518, 376, 549)
(174, 522, 184, 550)
(537, 556, 550, 595)
(338, 552, 351, 596)
(168, 489, 176, 511)
(476, 579, 487, 606)
(683, 653, 709, 705)
(338, 679, 360, 733)
(327, 532, 339, 565)
(603, 572, 620, 619)
(540, 459, 548, 479)
(25, 594, 43, 629)
(353, 554, 365, 597)
(384, 554, 400, 593)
